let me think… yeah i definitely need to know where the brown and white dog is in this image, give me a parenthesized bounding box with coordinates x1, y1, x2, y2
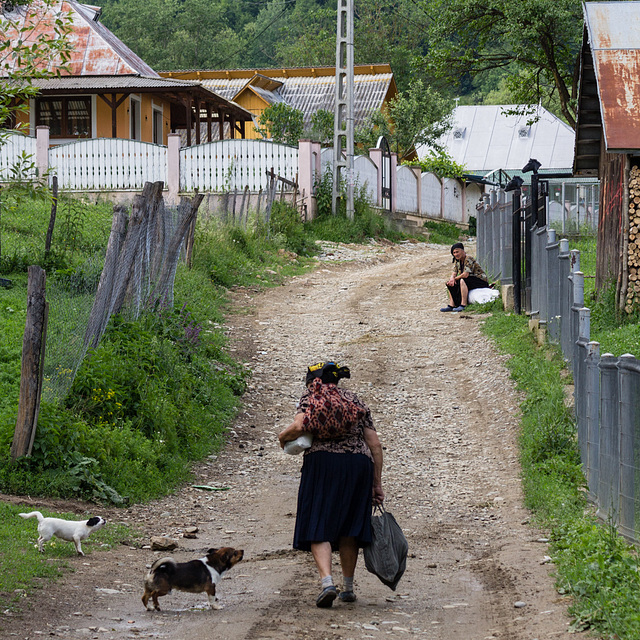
(142, 547, 244, 611)
(18, 511, 106, 556)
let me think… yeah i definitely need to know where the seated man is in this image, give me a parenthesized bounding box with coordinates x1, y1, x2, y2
(441, 242, 489, 312)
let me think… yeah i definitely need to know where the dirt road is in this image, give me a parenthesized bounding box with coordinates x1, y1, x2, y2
(2, 241, 579, 640)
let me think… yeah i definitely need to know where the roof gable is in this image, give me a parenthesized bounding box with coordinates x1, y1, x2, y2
(2, 0, 157, 77)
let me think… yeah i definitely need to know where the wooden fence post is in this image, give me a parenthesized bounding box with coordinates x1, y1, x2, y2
(11, 266, 47, 459)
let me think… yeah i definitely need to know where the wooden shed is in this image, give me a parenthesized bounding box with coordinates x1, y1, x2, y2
(574, 1, 640, 310)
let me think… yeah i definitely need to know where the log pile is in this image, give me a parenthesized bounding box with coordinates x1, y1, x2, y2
(627, 165, 640, 312)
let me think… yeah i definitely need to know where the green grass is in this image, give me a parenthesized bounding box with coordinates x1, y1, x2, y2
(0, 502, 134, 609)
(479, 303, 640, 638)
(423, 219, 464, 245)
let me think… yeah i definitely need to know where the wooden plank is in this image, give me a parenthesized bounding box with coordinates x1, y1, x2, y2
(11, 266, 47, 460)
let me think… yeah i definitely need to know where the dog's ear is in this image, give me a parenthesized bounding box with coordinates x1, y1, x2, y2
(86, 517, 102, 527)
(207, 547, 219, 555)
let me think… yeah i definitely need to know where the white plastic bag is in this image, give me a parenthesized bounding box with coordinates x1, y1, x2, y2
(283, 433, 313, 455)
(468, 287, 499, 305)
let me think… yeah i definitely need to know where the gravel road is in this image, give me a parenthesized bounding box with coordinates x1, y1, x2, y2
(1, 240, 580, 640)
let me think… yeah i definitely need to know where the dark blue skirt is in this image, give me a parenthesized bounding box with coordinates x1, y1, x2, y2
(293, 451, 373, 552)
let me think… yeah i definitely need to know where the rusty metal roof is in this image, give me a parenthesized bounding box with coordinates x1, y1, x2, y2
(2, 0, 157, 77)
(163, 66, 397, 127)
(584, 1, 640, 151)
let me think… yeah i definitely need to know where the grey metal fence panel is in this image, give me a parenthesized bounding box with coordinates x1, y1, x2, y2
(477, 200, 487, 268)
(558, 240, 571, 359)
(499, 190, 513, 284)
(575, 308, 591, 476)
(618, 354, 640, 540)
(530, 224, 540, 316)
(598, 354, 620, 522)
(546, 231, 561, 341)
(537, 226, 549, 322)
(487, 190, 498, 280)
(586, 341, 601, 503)
(570, 271, 585, 373)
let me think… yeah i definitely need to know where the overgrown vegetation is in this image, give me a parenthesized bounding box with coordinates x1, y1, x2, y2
(0, 187, 418, 510)
(423, 219, 463, 245)
(479, 290, 640, 638)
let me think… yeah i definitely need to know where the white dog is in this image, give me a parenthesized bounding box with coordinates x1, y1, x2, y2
(18, 511, 106, 556)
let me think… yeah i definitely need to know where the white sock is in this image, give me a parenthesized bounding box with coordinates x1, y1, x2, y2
(321, 575, 334, 589)
(343, 576, 354, 592)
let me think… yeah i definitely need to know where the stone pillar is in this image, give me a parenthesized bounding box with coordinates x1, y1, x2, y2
(167, 133, 181, 205)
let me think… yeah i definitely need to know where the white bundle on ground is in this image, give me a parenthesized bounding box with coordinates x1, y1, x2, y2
(468, 287, 500, 304)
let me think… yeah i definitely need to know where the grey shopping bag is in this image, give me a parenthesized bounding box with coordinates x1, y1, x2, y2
(363, 504, 408, 590)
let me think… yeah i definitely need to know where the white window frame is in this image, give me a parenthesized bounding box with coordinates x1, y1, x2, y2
(129, 94, 142, 141)
(152, 102, 164, 144)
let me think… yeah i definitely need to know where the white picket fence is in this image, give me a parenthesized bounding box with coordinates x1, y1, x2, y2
(49, 138, 168, 190)
(0, 132, 37, 180)
(0, 130, 482, 225)
(180, 139, 298, 192)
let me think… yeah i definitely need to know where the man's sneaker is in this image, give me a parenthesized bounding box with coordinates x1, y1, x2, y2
(316, 585, 337, 608)
(339, 590, 357, 603)
(440, 305, 454, 312)
(452, 305, 466, 312)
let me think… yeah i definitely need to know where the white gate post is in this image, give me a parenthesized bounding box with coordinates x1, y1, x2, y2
(298, 139, 321, 220)
(410, 166, 422, 215)
(36, 126, 49, 181)
(369, 147, 383, 207)
(167, 133, 180, 204)
(390, 152, 398, 213)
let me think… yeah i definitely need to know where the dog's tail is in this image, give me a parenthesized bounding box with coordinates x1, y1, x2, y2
(18, 511, 44, 521)
(148, 556, 177, 575)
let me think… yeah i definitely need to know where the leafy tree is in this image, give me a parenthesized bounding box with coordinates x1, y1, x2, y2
(355, 79, 453, 160)
(420, 0, 583, 128)
(306, 109, 334, 145)
(406, 149, 466, 179)
(256, 103, 304, 146)
(1, 0, 73, 141)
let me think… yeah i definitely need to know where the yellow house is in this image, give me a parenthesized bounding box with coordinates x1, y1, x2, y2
(3, 1, 252, 145)
(161, 64, 398, 140)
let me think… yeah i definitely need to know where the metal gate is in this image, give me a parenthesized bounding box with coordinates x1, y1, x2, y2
(377, 135, 392, 212)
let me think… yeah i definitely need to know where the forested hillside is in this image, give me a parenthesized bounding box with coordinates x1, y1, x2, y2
(98, 0, 584, 123)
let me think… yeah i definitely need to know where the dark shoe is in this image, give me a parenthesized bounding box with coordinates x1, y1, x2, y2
(339, 590, 357, 603)
(452, 305, 466, 312)
(316, 586, 337, 608)
(440, 305, 454, 312)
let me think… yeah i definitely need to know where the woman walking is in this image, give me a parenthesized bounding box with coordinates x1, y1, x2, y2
(278, 362, 384, 608)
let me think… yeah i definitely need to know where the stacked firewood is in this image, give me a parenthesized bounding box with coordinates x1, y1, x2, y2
(627, 164, 640, 312)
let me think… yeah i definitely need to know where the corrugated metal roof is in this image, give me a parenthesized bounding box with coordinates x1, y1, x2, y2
(2, 0, 157, 77)
(417, 105, 575, 173)
(30, 75, 202, 91)
(584, 1, 640, 151)
(198, 73, 393, 127)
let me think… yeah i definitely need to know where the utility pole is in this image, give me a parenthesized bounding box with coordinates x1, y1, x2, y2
(332, 0, 354, 219)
